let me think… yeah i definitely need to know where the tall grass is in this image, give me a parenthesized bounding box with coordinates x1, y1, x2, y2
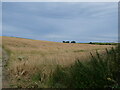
(49, 46, 120, 88)
(2, 36, 117, 88)
(9, 46, 119, 88)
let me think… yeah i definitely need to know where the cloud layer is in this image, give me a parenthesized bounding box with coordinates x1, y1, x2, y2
(2, 2, 118, 42)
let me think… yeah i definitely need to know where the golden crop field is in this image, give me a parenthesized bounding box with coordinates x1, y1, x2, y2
(2, 36, 115, 87)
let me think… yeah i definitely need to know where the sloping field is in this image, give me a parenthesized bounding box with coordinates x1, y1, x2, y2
(2, 36, 114, 65)
(2, 36, 115, 88)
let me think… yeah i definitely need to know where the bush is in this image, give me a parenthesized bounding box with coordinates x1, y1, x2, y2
(63, 41, 66, 43)
(49, 47, 120, 88)
(71, 41, 76, 43)
(89, 42, 93, 44)
(62, 41, 69, 43)
(89, 42, 117, 45)
(65, 41, 69, 43)
(49, 66, 69, 88)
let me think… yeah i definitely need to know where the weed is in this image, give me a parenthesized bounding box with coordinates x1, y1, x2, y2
(31, 73, 41, 82)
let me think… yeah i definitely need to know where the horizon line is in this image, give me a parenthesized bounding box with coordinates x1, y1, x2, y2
(1, 35, 118, 43)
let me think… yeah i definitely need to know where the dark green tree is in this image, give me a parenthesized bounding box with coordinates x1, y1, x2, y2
(71, 41, 76, 43)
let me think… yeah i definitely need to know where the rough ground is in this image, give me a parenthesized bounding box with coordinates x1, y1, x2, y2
(1, 47, 9, 88)
(0, 47, 2, 89)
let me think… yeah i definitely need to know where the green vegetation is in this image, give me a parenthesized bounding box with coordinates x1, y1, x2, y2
(62, 41, 76, 43)
(2, 45, 11, 56)
(14, 46, 119, 88)
(89, 42, 117, 45)
(71, 41, 76, 43)
(49, 46, 120, 88)
(63, 41, 70, 43)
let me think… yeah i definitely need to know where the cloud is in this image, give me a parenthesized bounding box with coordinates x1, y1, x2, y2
(2, 2, 118, 42)
(0, 2, 2, 36)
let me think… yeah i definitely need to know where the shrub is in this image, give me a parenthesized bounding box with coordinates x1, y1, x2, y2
(71, 41, 76, 43)
(62, 41, 69, 43)
(65, 41, 69, 43)
(89, 42, 93, 44)
(31, 73, 41, 82)
(49, 46, 120, 88)
(49, 66, 69, 88)
(63, 41, 65, 43)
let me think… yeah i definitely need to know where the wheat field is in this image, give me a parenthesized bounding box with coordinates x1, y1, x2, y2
(1, 36, 115, 87)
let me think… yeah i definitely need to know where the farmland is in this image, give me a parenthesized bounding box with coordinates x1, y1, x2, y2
(1, 36, 116, 88)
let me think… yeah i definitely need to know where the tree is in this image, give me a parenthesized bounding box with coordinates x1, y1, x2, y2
(89, 42, 93, 44)
(71, 41, 76, 43)
(66, 41, 69, 43)
(63, 41, 66, 43)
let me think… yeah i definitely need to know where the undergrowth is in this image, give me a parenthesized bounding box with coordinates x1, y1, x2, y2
(49, 46, 120, 88)
(9, 46, 120, 88)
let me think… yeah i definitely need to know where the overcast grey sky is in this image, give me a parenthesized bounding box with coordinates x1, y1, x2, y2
(2, 2, 118, 42)
(0, 2, 2, 36)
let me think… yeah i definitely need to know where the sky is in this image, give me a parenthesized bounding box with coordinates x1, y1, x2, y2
(2, 2, 118, 42)
(0, 2, 2, 36)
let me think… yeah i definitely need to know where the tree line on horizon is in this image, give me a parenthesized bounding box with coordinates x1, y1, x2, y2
(63, 41, 76, 43)
(62, 41, 117, 45)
